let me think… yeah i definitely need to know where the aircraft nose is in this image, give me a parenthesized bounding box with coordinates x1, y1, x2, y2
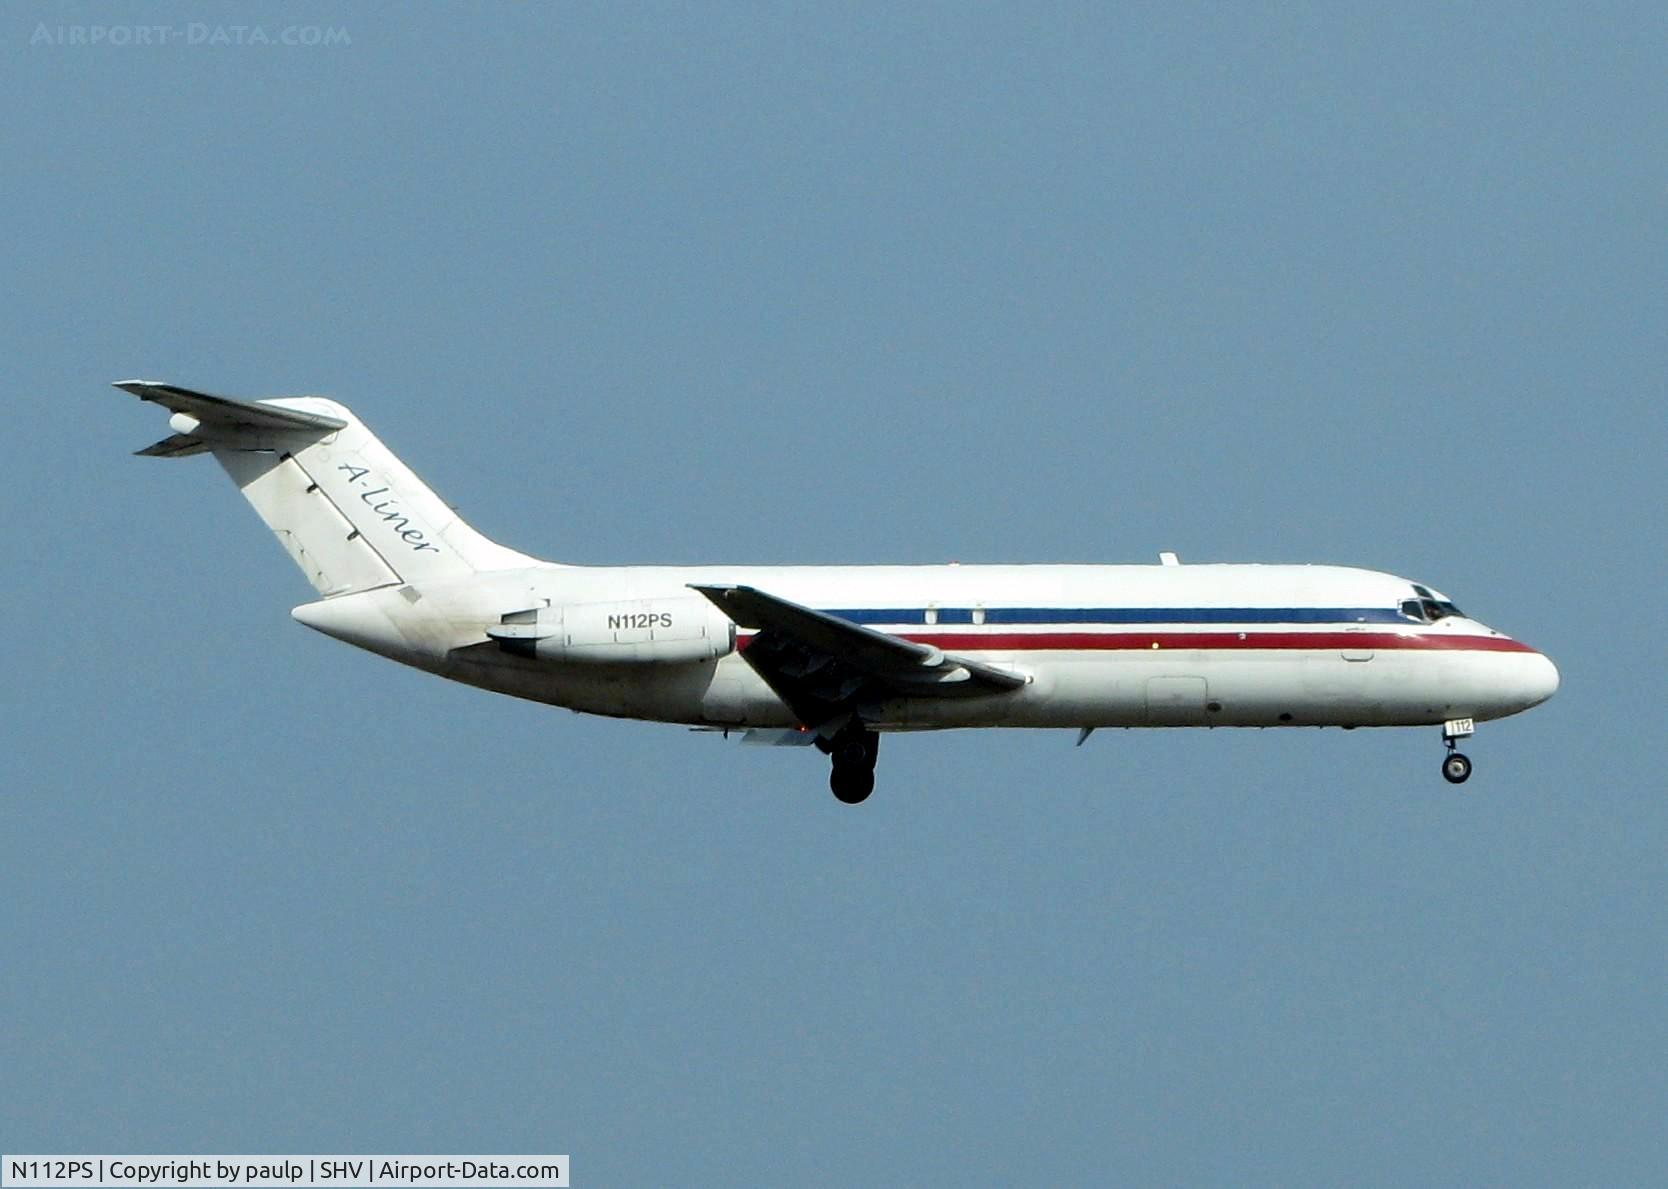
(1519, 649, 1560, 709)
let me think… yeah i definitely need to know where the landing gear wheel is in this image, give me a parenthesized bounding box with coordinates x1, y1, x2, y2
(827, 724, 879, 803)
(830, 765, 875, 804)
(1442, 752, 1472, 784)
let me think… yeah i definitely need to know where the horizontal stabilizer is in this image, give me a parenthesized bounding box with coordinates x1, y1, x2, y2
(115, 380, 348, 456)
(135, 432, 214, 458)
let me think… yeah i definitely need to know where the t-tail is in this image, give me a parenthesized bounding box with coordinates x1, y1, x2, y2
(115, 380, 538, 596)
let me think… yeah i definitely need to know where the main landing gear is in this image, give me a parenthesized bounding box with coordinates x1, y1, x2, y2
(821, 723, 880, 804)
(1441, 717, 1474, 785)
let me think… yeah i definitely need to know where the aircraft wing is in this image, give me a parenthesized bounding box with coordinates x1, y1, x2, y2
(114, 380, 347, 456)
(691, 583, 1026, 727)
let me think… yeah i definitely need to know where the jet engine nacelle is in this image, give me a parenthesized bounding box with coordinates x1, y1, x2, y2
(488, 595, 736, 665)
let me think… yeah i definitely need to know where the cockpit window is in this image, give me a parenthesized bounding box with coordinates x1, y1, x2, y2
(1404, 596, 1463, 622)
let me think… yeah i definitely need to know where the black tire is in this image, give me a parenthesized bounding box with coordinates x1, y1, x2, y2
(1442, 752, 1473, 784)
(830, 764, 875, 804)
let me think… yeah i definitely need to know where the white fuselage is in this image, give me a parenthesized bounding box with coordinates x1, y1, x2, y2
(292, 561, 1560, 733)
(114, 383, 1559, 796)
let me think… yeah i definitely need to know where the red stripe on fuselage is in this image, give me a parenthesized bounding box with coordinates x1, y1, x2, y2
(734, 631, 1537, 654)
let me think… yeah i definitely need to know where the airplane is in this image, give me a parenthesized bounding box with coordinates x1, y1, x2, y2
(112, 380, 1559, 803)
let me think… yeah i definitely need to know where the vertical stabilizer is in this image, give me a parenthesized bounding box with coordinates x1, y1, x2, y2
(116, 382, 539, 596)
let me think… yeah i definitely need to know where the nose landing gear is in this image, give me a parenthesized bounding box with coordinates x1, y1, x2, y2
(823, 723, 880, 804)
(1441, 718, 1474, 784)
(1442, 750, 1473, 784)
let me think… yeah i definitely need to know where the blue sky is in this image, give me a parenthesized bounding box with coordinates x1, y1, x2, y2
(3, 4, 1665, 1184)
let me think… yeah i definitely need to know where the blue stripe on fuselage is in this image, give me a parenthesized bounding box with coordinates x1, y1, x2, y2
(823, 606, 1409, 626)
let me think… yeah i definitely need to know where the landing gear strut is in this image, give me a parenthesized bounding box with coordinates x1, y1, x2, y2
(826, 724, 880, 804)
(1441, 718, 1474, 785)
